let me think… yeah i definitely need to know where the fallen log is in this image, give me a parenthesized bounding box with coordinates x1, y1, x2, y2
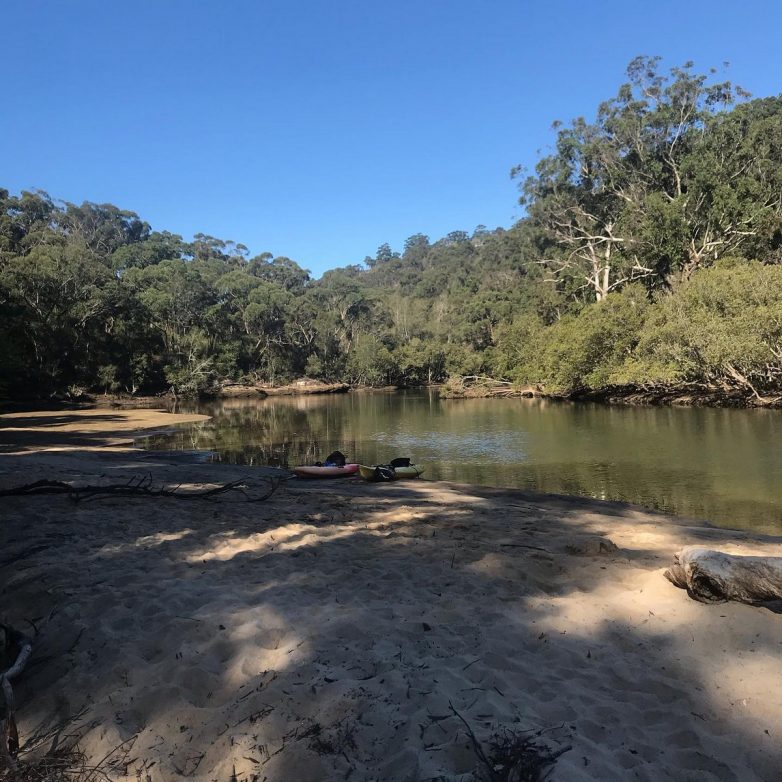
(0, 475, 283, 503)
(665, 546, 782, 611)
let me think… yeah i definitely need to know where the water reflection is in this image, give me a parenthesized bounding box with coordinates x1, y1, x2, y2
(141, 391, 782, 533)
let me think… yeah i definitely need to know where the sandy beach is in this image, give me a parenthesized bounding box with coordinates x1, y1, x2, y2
(1, 409, 780, 781)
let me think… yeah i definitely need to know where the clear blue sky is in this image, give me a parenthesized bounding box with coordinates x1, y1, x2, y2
(2, 1, 780, 276)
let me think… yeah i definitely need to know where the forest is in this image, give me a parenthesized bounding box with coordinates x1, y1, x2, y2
(2, 57, 782, 404)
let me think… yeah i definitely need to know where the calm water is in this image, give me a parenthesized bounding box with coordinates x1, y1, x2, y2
(140, 391, 782, 533)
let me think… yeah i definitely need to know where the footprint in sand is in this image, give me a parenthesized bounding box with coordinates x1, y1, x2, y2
(255, 626, 288, 650)
(177, 667, 223, 707)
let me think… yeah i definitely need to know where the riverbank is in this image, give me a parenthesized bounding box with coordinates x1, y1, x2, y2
(8, 375, 780, 412)
(0, 380, 351, 412)
(1, 409, 780, 780)
(440, 377, 782, 408)
(576, 384, 782, 408)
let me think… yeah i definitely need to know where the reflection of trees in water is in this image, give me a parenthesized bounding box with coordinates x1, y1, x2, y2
(145, 397, 371, 468)
(142, 394, 782, 533)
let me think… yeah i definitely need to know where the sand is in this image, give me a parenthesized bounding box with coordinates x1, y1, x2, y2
(0, 408, 209, 453)
(1, 409, 781, 781)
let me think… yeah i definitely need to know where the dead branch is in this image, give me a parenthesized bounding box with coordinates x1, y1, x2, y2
(448, 702, 571, 782)
(0, 475, 284, 504)
(1, 626, 33, 772)
(458, 375, 515, 386)
(448, 702, 493, 775)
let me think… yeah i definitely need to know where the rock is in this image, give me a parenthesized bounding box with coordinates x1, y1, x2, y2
(217, 383, 267, 398)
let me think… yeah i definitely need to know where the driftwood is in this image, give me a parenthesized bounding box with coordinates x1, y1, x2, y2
(665, 546, 782, 611)
(0, 475, 283, 503)
(1, 625, 32, 771)
(259, 381, 349, 396)
(440, 375, 541, 400)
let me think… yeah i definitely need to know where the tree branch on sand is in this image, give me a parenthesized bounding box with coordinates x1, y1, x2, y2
(2, 703, 135, 780)
(0, 475, 284, 504)
(665, 547, 782, 612)
(1, 625, 33, 772)
(448, 702, 572, 781)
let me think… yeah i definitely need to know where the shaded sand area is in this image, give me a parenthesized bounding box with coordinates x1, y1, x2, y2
(1, 410, 781, 781)
(0, 408, 209, 453)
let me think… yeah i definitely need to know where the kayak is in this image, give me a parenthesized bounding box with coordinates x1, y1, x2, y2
(294, 464, 359, 478)
(358, 464, 425, 481)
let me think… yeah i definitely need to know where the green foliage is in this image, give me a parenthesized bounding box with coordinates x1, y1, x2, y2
(492, 266, 782, 400)
(346, 335, 397, 386)
(394, 338, 447, 385)
(495, 288, 648, 394)
(630, 263, 782, 396)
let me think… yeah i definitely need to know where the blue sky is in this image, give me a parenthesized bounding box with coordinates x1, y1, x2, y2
(2, 0, 780, 276)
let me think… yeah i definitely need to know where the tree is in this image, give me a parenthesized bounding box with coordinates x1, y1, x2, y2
(110, 231, 186, 271)
(516, 57, 752, 299)
(676, 97, 782, 274)
(248, 254, 310, 291)
(394, 338, 446, 385)
(4, 69, 782, 403)
(495, 288, 648, 393)
(241, 282, 296, 383)
(0, 239, 114, 389)
(58, 201, 149, 262)
(125, 260, 217, 394)
(346, 334, 397, 386)
(365, 242, 400, 269)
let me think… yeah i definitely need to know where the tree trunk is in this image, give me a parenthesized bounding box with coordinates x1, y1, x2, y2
(665, 546, 782, 611)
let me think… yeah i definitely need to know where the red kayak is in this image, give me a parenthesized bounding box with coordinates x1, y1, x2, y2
(293, 464, 359, 478)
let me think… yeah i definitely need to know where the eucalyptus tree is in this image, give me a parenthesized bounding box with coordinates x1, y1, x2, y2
(3, 57, 782, 402)
(677, 96, 782, 274)
(124, 260, 217, 394)
(57, 201, 149, 262)
(516, 57, 751, 299)
(0, 189, 58, 257)
(0, 239, 115, 389)
(248, 254, 311, 291)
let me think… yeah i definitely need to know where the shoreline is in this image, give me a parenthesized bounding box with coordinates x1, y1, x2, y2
(441, 380, 782, 409)
(6, 377, 781, 413)
(4, 404, 780, 537)
(1, 410, 781, 780)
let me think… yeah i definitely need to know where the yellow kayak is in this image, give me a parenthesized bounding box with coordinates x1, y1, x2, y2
(358, 464, 425, 481)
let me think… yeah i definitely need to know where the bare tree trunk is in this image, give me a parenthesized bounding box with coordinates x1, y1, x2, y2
(723, 363, 762, 400)
(588, 245, 604, 301)
(601, 242, 612, 300)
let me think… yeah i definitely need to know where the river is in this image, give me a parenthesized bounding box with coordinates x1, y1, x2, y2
(140, 390, 782, 534)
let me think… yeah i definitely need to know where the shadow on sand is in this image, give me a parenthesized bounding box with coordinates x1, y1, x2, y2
(1, 453, 780, 781)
